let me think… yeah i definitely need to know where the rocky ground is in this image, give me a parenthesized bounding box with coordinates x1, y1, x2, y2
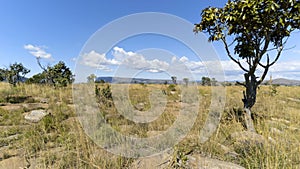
(0, 84, 300, 168)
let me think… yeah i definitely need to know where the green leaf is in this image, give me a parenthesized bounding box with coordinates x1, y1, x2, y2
(242, 15, 246, 20)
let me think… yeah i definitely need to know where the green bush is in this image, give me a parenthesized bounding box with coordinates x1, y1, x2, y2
(168, 84, 176, 91)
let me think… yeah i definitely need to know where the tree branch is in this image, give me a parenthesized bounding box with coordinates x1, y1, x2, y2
(36, 57, 47, 72)
(221, 37, 249, 72)
(236, 81, 246, 87)
(257, 41, 284, 85)
(257, 55, 269, 85)
(269, 46, 283, 67)
(260, 32, 271, 56)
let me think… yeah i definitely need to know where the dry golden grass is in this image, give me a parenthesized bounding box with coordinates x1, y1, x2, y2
(0, 82, 299, 168)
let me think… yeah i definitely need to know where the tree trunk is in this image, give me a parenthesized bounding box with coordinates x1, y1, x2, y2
(242, 73, 257, 133)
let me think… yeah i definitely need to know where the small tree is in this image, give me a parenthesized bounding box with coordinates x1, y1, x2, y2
(183, 78, 189, 86)
(3, 63, 30, 86)
(87, 74, 97, 83)
(0, 68, 5, 81)
(201, 76, 211, 86)
(211, 78, 217, 86)
(171, 76, 177, 85)
(26, 73, 47, 84)
(195, 0, 300, 132)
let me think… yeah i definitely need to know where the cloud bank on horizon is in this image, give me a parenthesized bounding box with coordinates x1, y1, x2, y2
(22, 44, 300, 81)
(78, 46, 300, 81)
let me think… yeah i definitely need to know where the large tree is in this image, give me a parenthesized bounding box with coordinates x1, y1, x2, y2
(47, 61, 74, 87)
(194, 0, 300, 132)
(34, 58, 74, 87)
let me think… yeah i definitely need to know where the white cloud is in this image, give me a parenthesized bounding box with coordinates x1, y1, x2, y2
(179, 56, 189, 63)
(270, 61, 300, 73)
(172, 57, 243, 80)
(24, 44, 52, 59)
(112, 47, 169, 73)
(219, 60, 300, 81)
(79, 46, 300, 80)
(81, 48, 170, 73)
(80, 50, 120, 71)
(112, 46, 135, 61)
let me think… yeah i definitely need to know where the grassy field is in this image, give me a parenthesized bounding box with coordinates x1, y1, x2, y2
(0, 82, 299, 168)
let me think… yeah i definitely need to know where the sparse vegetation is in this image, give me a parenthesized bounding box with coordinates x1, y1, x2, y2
(0, 82, 299, 168)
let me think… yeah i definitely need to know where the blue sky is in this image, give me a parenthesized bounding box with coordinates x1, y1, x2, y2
(1, 0, 300, 81)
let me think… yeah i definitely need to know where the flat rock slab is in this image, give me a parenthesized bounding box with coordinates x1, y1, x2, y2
(24, 110, 48, 123)
(0, 156, 26, 169)
(131, 152, 245, 169)
(0, 104, 23, 111)
(230, 131, 266, 146)
(22, 103, 48, 111)
(188, 155, 245, 169)
(131, 150, 172, 169)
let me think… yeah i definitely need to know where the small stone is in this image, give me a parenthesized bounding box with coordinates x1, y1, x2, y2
(40, 98, 49, 104)
(270, 127, 282, 134)
(135, 103, 145, 111)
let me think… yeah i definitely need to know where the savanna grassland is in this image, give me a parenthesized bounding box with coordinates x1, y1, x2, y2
(0, 82, 300, 169)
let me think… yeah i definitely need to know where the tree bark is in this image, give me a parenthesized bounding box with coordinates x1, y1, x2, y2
(242, 73, 257, 133)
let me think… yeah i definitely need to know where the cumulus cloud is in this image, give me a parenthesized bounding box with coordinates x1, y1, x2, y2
(112, 46, 136, 61)
(80, 50, 120, 71)
(80, 47, 170, 72)
(172, 56, 205, 72)
(79, 46, 300, 80)
(24, 44, 52, 59)
(179, 56, 189, 63)
(270, 61, 300, 72)
(112, 47, 169, 73)
(171, 56, 244, 80)
(219, 60, 300, 81)
(123, 56, 169, 72)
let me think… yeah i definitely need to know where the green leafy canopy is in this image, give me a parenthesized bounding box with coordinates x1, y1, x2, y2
(195, 0, 300, 59)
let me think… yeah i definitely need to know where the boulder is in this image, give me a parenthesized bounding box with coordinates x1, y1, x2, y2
(24, 109, 48, 123)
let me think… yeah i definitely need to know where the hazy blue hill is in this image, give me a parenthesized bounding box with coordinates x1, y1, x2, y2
(270, 78, 300, 86)
(95, 76, 173, 84)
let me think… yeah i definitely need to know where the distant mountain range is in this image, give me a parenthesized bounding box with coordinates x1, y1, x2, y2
(266, 78, 300, 86)
(96, 77, 174, 84)
(96, 76, 300, 86)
